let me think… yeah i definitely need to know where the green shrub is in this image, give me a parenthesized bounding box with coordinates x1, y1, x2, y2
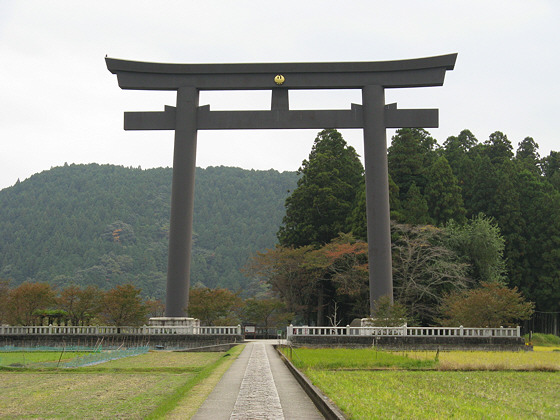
(525, 333, 560, 346)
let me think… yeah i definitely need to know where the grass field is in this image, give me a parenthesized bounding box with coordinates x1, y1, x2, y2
(308, 370, 560, 419)
(406, 348, 560, 371)
(285, 347, 436, 370)
(285, 346, 560, 419)
(0, 346, 244, 419)
(3, 344, 558, 419)
(526, 333, 560, 347)
(0, 351, 91, 367)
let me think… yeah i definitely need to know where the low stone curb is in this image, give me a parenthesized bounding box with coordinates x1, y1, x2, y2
(175, 342, 242, 352)
(274, 345, 346, 420)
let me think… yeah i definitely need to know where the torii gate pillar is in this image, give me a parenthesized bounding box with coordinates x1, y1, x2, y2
(166, 86, 199, 318)
(362, 85, 393, 305)
(106, 54, 457, 317)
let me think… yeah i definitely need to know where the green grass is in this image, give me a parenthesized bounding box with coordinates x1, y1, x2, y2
(0, 351, 91, 367)
(82, 351, 223, 372)
(406, 349, 560, 371)
(526, 333, 560, 346)
(0, 346, 244, 419)
(282, 347, 436, 370)
(307, 370, 560, 419)
(0, 372, 190, 419)
(145, 345, 244, 419)
(286, 347, 560, 419)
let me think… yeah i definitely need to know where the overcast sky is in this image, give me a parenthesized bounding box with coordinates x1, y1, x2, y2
(1, 1, 558, 190)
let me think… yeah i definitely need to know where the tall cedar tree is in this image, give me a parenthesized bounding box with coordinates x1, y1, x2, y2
(401, 182, 431, 225)
(277, 129, 364, 248)
(424, 156, 466, 225)
(387, 128, 437, 204)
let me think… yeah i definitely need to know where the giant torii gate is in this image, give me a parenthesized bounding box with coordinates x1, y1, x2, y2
(106, 53, 457, 318)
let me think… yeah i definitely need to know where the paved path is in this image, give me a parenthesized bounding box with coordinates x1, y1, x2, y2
(192, 340, 324, 419)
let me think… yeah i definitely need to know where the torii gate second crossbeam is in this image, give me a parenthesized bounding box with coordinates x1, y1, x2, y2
(106, 54, 457, 318)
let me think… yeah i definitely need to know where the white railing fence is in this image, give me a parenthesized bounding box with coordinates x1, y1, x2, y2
(0, 325, 242, 336)
(286, 325, 521, 338)
(1, 324, 521, 338)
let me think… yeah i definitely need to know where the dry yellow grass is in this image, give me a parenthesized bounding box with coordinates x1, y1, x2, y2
(0, 348, 244, 419)
(0, 372, 189, 419)
(534, 345, 560, 352)
(402, 348, 560, 371)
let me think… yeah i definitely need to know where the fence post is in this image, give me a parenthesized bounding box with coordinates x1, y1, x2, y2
(516, 325, 520, 337)
(459, 325, 463, 336)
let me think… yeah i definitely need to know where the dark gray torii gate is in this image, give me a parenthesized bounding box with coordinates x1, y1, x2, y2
(106, 54, 457, 317)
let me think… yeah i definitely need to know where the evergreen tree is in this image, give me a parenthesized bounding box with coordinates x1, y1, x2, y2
(388, 128, 438, 200)
(424, 156, 466, 225)
(443, 129, 478, 157)
(442, 129, 478, 190)
(401, 182, 431, 225)
(481, 131, 514, 165)
(510, 170, 560, 312)
(277, 129, 364, 248)
(541, 150, 560, 190)
(515, 137, 541, 175)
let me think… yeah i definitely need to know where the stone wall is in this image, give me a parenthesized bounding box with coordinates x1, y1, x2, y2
(288, 335, 530, 351)
(0, 333, 244, 350)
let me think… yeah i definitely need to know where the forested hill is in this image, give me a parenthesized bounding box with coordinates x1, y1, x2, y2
(0, 164, 298, 299)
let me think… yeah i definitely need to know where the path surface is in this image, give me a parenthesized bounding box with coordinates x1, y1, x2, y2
(192, 340, 324, 419)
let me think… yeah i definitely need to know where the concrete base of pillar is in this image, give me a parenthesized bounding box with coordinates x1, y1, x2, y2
(149, 317, 200, 327)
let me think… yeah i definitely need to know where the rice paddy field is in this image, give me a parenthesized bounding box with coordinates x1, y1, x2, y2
(411, 347, 560, 371)
(2, 340, 559, 419)
(0, 346, 243, 419)
(284, 345, 560, 419)
(310, 370, 559, 419)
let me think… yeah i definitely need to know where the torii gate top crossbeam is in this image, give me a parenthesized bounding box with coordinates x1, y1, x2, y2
(105, 54, 457, 91)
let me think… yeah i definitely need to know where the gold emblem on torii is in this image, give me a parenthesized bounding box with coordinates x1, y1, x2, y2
(274, 74, 285, 85)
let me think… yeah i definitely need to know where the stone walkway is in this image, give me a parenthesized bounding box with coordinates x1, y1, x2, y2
(192, 340, 324, 419)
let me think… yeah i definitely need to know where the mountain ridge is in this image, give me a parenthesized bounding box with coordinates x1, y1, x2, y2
(0, 163, 298, 299)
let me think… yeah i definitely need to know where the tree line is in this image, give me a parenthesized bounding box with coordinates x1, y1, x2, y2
(0, 280, 292, 329)
(0, 280, 153, 326)
(248, 129, 555, 327)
